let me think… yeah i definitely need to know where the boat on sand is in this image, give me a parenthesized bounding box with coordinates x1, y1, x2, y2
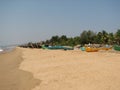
(114, 45, 120, 51)
(42, 45, 73, 50)
(85, 47, 99, 52)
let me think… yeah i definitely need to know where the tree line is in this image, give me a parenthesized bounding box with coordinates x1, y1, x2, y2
(20, 29, 120, 48)
(43, 29, 120, 46)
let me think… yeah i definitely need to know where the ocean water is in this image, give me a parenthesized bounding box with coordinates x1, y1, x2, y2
(0, 45, 17, 53)
(0, 48, 3, 52)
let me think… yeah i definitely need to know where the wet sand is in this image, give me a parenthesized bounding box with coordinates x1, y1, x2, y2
(0, 48, 40, 90)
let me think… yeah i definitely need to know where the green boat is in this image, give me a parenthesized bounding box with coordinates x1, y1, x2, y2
(42, 45, 73, 50)
(114, 45, 120, 51)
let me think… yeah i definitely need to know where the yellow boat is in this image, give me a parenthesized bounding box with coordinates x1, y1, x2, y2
(86, 47, 99, 52)
(98, 47, 112, 51)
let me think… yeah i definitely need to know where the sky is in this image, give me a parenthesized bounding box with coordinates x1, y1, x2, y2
(0, 0, 120, 45)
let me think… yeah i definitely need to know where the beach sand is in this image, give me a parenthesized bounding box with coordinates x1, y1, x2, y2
(19, 48, 120, 90)
(0, 48, 40, 90)
(1, 48, 120, 90)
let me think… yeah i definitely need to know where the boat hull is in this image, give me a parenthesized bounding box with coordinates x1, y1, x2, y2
(42, 45, 73, 50)
(114, 45, 120, 51)
(86, 47, 98, 52)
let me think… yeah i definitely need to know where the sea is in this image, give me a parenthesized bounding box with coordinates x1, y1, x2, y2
(0, 45, 17, 54)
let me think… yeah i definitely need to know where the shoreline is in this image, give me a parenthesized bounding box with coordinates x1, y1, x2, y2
(0, 47, 40, 90)
(0, 45, 16, 54)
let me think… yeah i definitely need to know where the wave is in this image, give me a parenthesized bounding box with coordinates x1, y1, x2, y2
(0, 48, 3, 52)
(0, 45, 16, 53)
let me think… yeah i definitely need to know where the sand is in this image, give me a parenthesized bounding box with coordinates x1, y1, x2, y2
(0, 48, 40, 90)
(1, 48, 120, 90)
(18, 48, 120, 90)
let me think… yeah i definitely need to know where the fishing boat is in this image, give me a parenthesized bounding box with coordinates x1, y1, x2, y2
(114, 45, 120, 51)
(42, 45, 73, 50)
(85, 47, 99, 52)
(98, 47, 112, 51)
(80, 47, 86, 51)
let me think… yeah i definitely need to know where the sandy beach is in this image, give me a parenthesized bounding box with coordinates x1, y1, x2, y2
(0, 47, 120, 90)
(0, 48, 40, 90)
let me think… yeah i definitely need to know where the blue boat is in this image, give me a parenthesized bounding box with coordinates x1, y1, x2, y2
(80, 47, 86, 51)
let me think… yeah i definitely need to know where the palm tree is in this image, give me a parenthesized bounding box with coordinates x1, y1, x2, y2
(50, 35, 59, 45)
(115, 29, 120, 45)
(80, 30, 96, 45)
(108, 33, 114, 45)
(95, 32, 102, 44)
(101, 30, 109, 44)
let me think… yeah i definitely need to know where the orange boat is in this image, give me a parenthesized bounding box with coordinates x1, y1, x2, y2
(86, 47, 99, 52)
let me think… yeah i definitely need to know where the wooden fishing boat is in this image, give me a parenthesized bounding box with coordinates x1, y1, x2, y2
(114, 45, 120, 51)
(42, 45, 73, 50)
(85, 47, 99, 52)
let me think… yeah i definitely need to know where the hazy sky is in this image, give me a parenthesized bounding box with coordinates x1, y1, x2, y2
(0, 0, 120, 45)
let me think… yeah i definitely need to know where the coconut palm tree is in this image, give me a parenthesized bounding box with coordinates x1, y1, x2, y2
(115, 29, 120, 45)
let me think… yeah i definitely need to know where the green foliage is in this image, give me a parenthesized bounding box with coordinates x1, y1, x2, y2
(44, 35, 81, 46)
(42, 29, 120, 46)
(101, 30, 109, 44)
(115, 29, 120, 45)
(21, 29, 120, 48)
(108, 33, 114, 44)
(50, 35, 59, 45)
(80, 30, 96, 44)
(73, 36, 81, 45)
(94, 32, 102, 44)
